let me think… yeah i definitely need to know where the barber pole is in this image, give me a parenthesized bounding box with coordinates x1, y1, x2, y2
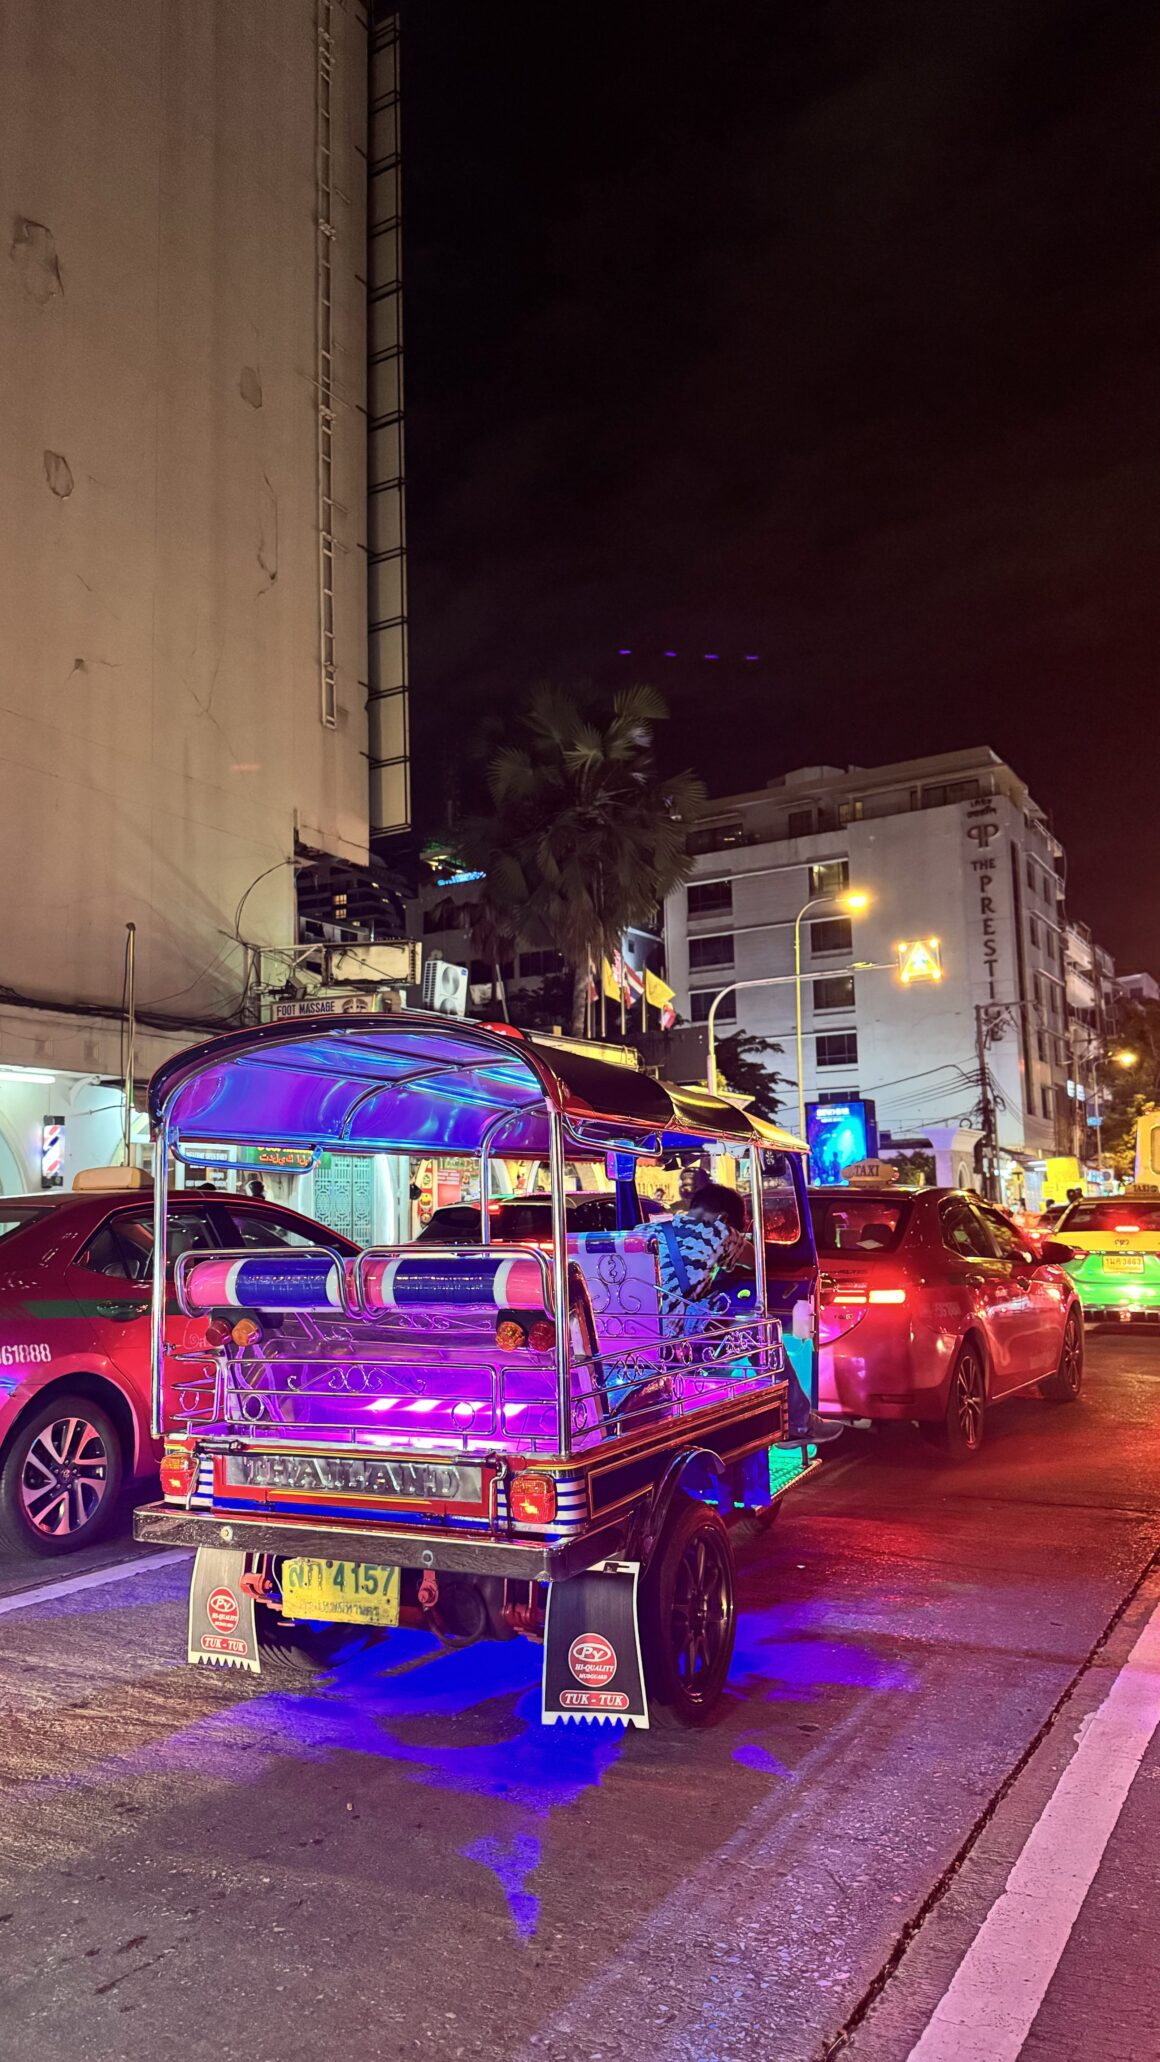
(40, 1116, 65, 1189)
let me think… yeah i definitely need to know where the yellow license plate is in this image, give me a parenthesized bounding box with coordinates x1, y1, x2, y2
(281, 1557, 401, 1627)
(1103, 1254, 1145, 1275)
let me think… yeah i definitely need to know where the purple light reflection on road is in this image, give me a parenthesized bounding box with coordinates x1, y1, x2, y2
(460, 1833, 541, 1941)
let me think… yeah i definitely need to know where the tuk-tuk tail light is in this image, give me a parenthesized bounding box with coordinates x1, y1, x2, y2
(510, 1472, 557, 1525)
(160, 1447, 195, 1499)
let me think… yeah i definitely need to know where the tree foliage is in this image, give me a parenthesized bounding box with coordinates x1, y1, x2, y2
(471, 684, 705, 1031)
(714, 1030, 789, 1122)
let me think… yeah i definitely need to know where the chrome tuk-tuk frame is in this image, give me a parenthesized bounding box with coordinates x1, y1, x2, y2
(135, 1014, 818, 1725)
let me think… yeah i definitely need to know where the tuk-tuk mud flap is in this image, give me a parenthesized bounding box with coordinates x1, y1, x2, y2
(542, 1559, 648, 1729)
(187, 1546, 260, 1674)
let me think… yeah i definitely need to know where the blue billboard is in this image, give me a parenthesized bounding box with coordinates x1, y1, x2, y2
(806, 1100, 879, 1185)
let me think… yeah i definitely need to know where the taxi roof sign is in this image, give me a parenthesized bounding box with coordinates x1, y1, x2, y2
(898, 938, 943, 985)
(843, 1159, 900, 1187)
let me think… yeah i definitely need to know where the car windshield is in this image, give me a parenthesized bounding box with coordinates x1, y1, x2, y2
(0, 1200, 57, 1244)
(419, 1193, 659, 1244)
(809, 1194, 911, 1255)
(1061, 1199, 1160, 1234)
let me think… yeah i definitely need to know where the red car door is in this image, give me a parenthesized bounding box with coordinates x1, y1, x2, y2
(70, 1204, 223, 1440)
(937, 1196, 1024, 1391)
(977, 1204, 1066, 1377)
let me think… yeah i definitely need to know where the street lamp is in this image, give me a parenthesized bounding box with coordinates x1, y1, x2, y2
(794, 889, 869, 1137)
(1114, 1049, 1139, 1069)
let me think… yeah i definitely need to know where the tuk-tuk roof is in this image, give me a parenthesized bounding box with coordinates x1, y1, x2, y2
(148, 1014, 807, 1159)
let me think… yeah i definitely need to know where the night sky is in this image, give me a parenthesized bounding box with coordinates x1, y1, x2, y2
(402, 0, 1159, 969)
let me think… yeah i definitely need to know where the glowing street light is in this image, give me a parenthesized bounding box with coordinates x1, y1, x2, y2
(793, 888, 871, 1135)
(1114, 1049, 1140, 1069)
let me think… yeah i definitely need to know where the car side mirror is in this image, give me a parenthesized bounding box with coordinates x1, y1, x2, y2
(1039, 1240, 1079, 1267)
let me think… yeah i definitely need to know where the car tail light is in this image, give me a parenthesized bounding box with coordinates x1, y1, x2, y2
(160, 1447, 195, 1498)
(833, 1283, 868, 1305)
(869, 1288, 907, 1305)
(510, 1472, 557, 1525)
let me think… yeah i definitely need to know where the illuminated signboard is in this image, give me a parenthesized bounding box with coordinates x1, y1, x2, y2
(805, 1100, 879, 1186)
(898, 938, 943, 984)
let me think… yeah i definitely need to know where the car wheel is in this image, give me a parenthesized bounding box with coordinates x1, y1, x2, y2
(920, 1344, 986, 1459)
(1040, 1309, 1084, 1403)
(641, 1497, 736, 1727)
(0, 1393, 124, 1556)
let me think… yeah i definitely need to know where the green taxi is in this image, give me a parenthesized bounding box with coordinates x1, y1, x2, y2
(1055, 1188, 1160, 1324)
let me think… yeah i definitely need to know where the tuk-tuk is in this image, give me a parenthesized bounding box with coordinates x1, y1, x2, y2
(133, 1015, 820, 1727)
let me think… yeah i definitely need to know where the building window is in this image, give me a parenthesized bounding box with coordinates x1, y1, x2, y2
(689, 933, 734, 971)
(813, 973, 855, 1012)
(838, 798, 864, 826)
(922, 778, 979, 808)
(1030, 916, 1040, 948)
(1041, 1085, 1053, 1121)
(687, 880, 733, 918)
(809, 859, 849, 898)
(810, 917, 852, 955)
(788, 808, 814, 838)
(817, 1032, 858, 1068)
(517, 949, 565, 977)
(1026, 853, 1037, 895)
(1037, 1028, 1048, 1063)
(691, 989, 735, 1023)
(687, 819, 744, 856)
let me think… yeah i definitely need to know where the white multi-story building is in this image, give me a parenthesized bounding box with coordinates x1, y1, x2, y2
(664, 748, 1078, 1200)
(0, 1, 407, 1190)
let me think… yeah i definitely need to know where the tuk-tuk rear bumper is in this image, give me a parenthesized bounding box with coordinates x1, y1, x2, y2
(133, 1500, 625, 1583)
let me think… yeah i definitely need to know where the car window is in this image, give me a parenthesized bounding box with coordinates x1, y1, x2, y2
(76, 1209, 218, 1282)
(810, 1195, 910, 1254)
(977, 1209, 1035, 1265)
(939, 1196, 994, 1260)
(220, 1204, 348, 1252)
(761, 1152, 803, 1245)
(1061, 1199, 1160, 1234)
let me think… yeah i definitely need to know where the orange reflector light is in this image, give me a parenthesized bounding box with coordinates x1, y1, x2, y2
(529, 1319, 557, 1352)
(160, 1448, 195, 1498)
(869, 1288, 907, 1305)
(231, 1318, 261, 1347)
(510, 1472, 557, 1525)
(204, 1319, 231, 1347)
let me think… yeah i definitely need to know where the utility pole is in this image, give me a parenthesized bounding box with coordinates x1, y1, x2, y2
(975, 1003, 998, 1201)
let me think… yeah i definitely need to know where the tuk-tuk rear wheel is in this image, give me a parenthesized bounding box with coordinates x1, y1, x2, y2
(255, 1611, 381, 1680)
(641, 1498, 736, 1728)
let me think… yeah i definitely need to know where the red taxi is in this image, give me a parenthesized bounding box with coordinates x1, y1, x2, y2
(0, 1187, 353, 1556)
(811, 1186, 1083, 1456)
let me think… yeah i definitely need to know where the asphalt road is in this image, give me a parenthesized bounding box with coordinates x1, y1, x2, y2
(1, 1333, 1158, 2062)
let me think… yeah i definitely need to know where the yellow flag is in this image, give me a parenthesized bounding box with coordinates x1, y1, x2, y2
(644, 968, 675, 1009)
(602, 957, 620, 1000)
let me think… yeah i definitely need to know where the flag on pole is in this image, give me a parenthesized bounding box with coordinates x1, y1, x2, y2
(644, 969, 676, 1027)
(623, 964, 644, 1006)
(602, 957, 621, 1001)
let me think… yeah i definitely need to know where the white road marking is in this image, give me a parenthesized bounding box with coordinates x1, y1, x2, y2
(0, 1548, 189, 1618)
(907, 1595, 1160, 2061)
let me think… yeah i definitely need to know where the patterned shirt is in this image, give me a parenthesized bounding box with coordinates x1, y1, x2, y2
(655, 1212, 735, 1316)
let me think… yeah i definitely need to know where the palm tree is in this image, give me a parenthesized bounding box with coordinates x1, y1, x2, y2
(481, 685, 704, 1033)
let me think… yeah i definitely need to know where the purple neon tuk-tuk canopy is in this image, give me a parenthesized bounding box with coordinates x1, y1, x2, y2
(148, 1015, 804, 1160)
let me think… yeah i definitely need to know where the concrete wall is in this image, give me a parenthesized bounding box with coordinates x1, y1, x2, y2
(0, 0, 369, 1021)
